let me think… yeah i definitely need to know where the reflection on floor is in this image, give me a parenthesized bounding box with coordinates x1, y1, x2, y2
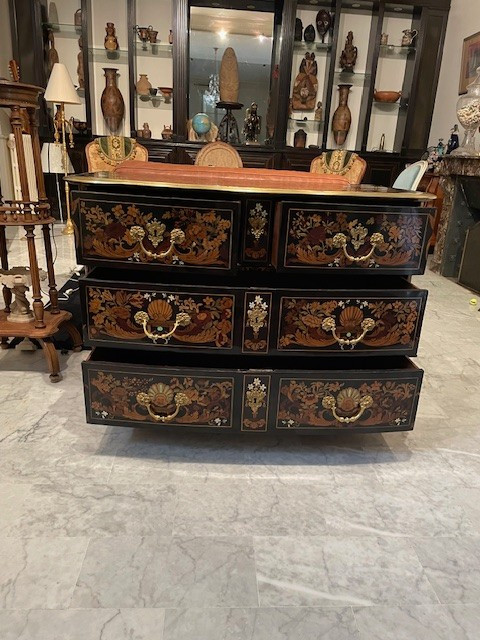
(1, 228, 480, 639)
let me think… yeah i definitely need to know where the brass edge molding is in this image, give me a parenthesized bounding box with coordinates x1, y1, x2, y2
(65, 175, 437, 200)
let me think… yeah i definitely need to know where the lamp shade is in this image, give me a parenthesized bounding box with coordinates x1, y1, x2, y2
(44, 63, 81, 104)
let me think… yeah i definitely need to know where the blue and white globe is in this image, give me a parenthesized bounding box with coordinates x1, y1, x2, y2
(192, 112, 211, 136)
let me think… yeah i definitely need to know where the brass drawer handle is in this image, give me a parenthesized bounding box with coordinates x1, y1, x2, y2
(332, 232, 384, 262)
(322, 389, 373, 424)
(136, 383, 192, 422)
(321, 316, 375, 348)
(130, 225, 186, 260)
(134, 310, 191, 343)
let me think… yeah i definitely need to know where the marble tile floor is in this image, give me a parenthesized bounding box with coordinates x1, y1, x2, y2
(1, 229, 480, 638)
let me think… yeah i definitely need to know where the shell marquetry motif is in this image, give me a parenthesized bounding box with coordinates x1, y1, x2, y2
(336, 387, 361, 412)
(147, 299, 173, 324)
(146, 382, 174, 407)
(339, 305, 363, 328)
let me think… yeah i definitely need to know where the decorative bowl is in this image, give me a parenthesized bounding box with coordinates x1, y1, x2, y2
(72, 119, 88, 133)
(159, 87, 173, 103)
(374, 90, 401, 103)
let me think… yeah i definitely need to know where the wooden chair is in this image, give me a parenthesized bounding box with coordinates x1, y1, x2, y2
(85, 136, 148, 172)
(194, 141, 243, 168)
(310, 150, 367, 185)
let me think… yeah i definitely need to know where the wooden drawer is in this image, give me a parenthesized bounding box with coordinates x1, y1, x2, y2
(276, 202, 433, 275)
(83, 349, 423, 434)
(72, 191, 239, 272)
(82, 270, 427, 357)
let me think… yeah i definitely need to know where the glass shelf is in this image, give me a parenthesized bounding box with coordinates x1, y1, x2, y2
(42, 22, 81, 39)
(288, 118, 324, 131)
(334, 71, 371, 86)
(137, 95, 172, 109)
(379, 44, 416, 57)
(372, 101, 405, 113)
(293, 42, 332, 53)
(88, 48, 128, 64)
(135, 42, 173, 58)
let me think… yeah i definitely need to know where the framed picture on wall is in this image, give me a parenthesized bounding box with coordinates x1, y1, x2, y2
(459, 31, 480, 94)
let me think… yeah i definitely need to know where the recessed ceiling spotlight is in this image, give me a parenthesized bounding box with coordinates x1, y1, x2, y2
(393, 6, 403, 10)
(352, 3, 361, 7)
(309, 0, 319, 4)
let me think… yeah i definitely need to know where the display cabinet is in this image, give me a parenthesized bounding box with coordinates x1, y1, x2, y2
(9, 0, 451, 183)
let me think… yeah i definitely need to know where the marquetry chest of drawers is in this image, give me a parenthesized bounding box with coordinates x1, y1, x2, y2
(69, 172, 434, 435)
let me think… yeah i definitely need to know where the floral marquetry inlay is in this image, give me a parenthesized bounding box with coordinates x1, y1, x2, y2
(248, 203, 268, 241)
(242, 374, 270, 431)
(278, 297, 421, 352)
(77, 199, 234, 268)
(243, 292, 271, 353)
(277, 378, 419, 429)
(285, 209, 428, 270)
(89, 371, 234, 427)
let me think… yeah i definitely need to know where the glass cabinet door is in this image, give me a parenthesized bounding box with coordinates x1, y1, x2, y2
(43, 0, 87, 128)
(86, 0, 130, 136)
(188, 1, 275, 145)
(131, 0, 174, 141)
(288, 0, 336, 149)
(367, 3, 418, 153)
(326, 0, 375, 151)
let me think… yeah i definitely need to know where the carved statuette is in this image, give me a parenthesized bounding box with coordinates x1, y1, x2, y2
(316, 10, 332, 43)
(0, 267, 47, 323)
(340, 31, 357, 73)
(314, 101, 323, 121)
(77, 36, 84, 89)
(292, 52, 318, 111)
(243, 102, 261, 145)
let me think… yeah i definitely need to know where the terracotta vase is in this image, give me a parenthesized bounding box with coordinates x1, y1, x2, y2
(101, 68, 125, 134)
(136, 74, 152, 96)
(332, 84, 352, 146)
(219, 47, 239, 103)
(294, 129, 307, 148)
(104, 22, 119, 51)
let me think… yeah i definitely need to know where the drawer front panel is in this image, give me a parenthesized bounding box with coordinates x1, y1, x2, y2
(84, 284, 235, 351)
(83, 351, 422, 434)
(72, 191, 238, 272)
(276, 373, 422, 431)
(276, 291, 427, 356)
(280, 204, 432, 274)
(85, 367, 235, 428)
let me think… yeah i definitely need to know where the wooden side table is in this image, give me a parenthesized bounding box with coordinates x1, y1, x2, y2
(0, 64, 82, 381)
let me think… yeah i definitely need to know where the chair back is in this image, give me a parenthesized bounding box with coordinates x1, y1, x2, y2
(195, 141, 243, 168)
(310, 150, 366, 185)
(392, 160, 428, 191)
(85, 136, 148, 172)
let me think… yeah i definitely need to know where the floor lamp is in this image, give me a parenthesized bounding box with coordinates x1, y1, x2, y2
(44, 63, 81, 235)
(40, 142, 74, 225)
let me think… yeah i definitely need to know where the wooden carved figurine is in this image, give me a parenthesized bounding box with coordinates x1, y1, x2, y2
(304, 24, 315, 43)
(316, 10, 332, 43)
(104, 22, 119, 51)
(141, 122, 151, 139)
(219, 47, 239, 103)
(295, 18, 303, 42)
(77, 36, 84, 89)
(340, 31, 357, 73)
(314, 101, 323, 121)
(243, 102, 261, 145)
(292, 53, 318, 111)
(47, 30, 59, 74)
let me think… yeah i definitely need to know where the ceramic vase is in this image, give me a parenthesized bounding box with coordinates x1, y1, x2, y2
(332, 84, 352, 146)
(104, 22, 119, 51)
(101, 68, 125, 134)
(219, 47, 239, 103)
(136, 74, 152, 95)
(294, 129, 307, 148)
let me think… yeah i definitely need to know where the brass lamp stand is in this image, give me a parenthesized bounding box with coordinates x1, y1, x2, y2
(44, 63, 81, 235)
(53, 103, 75, 234)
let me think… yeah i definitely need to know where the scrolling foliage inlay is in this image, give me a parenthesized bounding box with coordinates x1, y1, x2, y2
(87, 287, 234, 348)
(277, 378, 417, 429)
(285, 210, 426, 269)
(89, 371, 233, 427)
(278, 298, 419, 351)
(79, 200, 232, 267)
